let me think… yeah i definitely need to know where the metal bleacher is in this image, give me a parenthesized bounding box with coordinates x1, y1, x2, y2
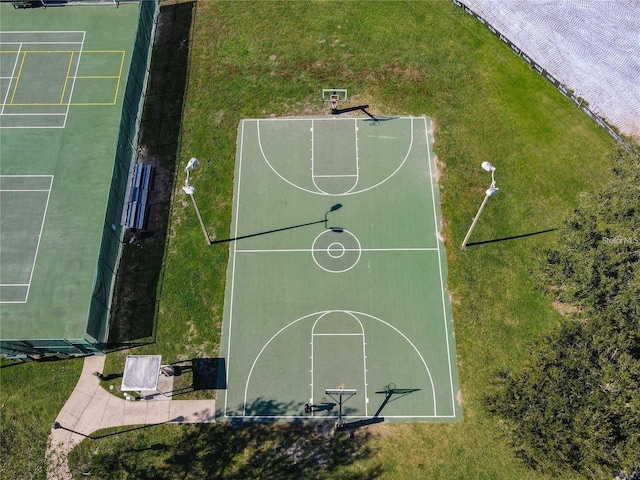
(121, 162, 153, 230)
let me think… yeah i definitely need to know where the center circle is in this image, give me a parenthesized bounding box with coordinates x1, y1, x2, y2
(311, 229, 362, 274)
(327, 242, 346, 258)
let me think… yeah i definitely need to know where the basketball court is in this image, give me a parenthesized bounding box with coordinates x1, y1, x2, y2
(220, 113, 462, 423)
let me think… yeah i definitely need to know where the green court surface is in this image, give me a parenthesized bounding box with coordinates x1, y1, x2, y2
(0, 5, 138, 342)
(220, 116, 462, 422)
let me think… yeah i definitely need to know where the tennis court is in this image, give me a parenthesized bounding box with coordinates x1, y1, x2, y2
(220, 115, 461, 422)
(0, 4, 141, 352)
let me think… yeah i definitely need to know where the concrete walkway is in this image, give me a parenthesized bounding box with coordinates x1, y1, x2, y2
(47, 355, 215, 480)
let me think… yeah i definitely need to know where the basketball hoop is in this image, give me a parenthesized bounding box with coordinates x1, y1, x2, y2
(325, 386, 357, 429)
(322, 88, 347, 108)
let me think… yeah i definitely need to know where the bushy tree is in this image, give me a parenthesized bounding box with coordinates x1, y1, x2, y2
(488, 143, 640, 479)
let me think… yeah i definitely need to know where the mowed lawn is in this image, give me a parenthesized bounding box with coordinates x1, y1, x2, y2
(5, 1, 618, 479)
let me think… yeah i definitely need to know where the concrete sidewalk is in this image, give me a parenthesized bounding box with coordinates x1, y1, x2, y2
(47, 355, 215, 480)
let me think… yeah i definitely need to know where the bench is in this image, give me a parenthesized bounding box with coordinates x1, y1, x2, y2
(11, 0, 45, 9)
(121, 163, 153, 230)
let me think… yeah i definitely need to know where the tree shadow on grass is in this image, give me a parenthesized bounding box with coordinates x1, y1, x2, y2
(70, 397, 383, 480)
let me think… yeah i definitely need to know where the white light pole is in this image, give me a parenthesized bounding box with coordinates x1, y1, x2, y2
(182, 157, 198, 195)
(461, 162, 499, 249)
(182, 157, 212, 245)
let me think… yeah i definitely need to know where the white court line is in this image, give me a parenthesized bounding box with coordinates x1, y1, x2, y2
(1, 41, 22, 115)
(256, 117, 414, 196)
(0, 189, 51, 192)
(312, 333, 363, 336)
(309, 314, 315, 406)
(1, 30, 85, 33)
(0, 176, 54, 303)
(309, 312, 370, 416)
(0, 41, 83, 45)
(0, 124, 65, 130)
(311, 118, 359, 194)
(235, 247, 439, 253)
(257, 119, 315, 195)
(248, 116, 417, 122)
(227, 117, 452, 418)
(241, 309, 438, 418)
(24, 175, 54, 303)
(61, 31, 85, 128)
(424, 116, 457, 417)
(228, 413, 457, 420)
(313, 174, 357, 178)
(0, 31, 85, 128)
(0, 174, 54, 177)
(224, 119, 245, 416)
(351, 118, 360, 194)
(0, 113, 67, 117)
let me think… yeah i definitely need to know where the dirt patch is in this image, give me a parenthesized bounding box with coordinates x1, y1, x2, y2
(552, 300, 581, 317)
(432, 155, 443, 183)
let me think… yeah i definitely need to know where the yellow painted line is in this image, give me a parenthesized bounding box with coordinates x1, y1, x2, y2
(9, 52, 26, 105)
(2, 49, 126, 107)
(113, 50, 126, 105)
(60, 51, 74, 105)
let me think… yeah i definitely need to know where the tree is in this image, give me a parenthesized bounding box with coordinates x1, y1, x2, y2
(488, 143, 640, 479)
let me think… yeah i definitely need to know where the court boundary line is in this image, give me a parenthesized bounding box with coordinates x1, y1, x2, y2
(232, 414, 456, 420)
(0, 175, 54, 304)
(0, 113, 66, 117)
(223, 119, 246, 415)
(0, 42, 84, 46)
(224, 117, 457, 420)
(234, 247, 440, 253)
(423, 116, 457, 416)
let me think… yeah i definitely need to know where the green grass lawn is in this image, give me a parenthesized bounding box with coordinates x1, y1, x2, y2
(5, 1, 621, 479)
(0, 357, 83, 479)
